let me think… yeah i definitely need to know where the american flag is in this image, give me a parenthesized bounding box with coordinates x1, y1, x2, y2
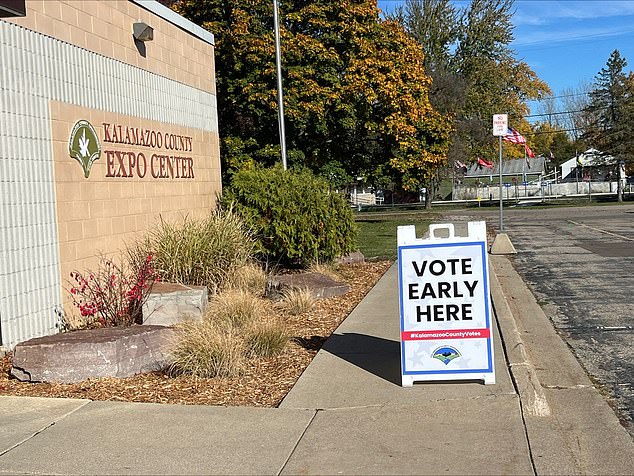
(455, 160, 467, 169)
(504, 128, 526, 144)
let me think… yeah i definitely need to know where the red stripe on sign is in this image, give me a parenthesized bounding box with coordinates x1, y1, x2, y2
(402, 328, 490, 341)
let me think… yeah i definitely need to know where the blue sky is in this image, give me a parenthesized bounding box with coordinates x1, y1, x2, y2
(377, 0, 634, 112)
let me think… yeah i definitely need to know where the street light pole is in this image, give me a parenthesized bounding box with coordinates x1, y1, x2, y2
(273, 0, 287, 170)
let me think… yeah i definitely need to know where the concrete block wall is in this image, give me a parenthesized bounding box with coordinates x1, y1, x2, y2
(7, 0, 215, 94)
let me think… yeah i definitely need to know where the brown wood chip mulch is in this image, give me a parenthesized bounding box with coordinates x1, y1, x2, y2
(0, 261, 391, 408)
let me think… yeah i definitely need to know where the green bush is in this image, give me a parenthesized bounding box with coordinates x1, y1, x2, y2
(222, 165, 357, 266)
(140, 209, 255, 294)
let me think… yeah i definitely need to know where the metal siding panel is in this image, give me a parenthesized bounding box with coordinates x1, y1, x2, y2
(1, 25, 61, 349)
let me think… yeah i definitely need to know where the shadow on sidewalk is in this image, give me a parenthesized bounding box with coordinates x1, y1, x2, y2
(321, 333, 402, 386)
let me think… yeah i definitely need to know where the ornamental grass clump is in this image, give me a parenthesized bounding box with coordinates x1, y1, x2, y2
(278, 288, 317, 316)
(209, 290, 264, 328)
(309, 262, 342, 282)
(244, 319, 289, 358)
(143, 209, 255, 294)
(168, 320, 246, 378)
(168, 292, 288, 377)
(224, 263, 267, 295)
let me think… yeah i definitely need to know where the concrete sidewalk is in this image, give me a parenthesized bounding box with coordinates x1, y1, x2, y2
(1, 253, 633, 474)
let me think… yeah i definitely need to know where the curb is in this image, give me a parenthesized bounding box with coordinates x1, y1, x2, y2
(490, 257, 551, 417)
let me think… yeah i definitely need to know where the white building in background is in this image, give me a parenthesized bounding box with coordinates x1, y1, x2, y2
(560, 149, 616, 182)
(461, 156, 547, 182)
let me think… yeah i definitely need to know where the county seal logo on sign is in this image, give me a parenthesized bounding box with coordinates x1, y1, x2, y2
(397, 221, 495, 386)
(68, 120, 101, 178)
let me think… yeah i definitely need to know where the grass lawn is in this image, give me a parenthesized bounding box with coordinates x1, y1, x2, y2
(355, 211, 439, 261)
(355, 197, 634, 260)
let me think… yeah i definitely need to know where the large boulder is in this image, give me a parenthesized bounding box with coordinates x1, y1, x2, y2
(336, 251, 365, 265)
(142, 282, 208, 326)
(266, 272, 350, 300)
(11, 325, 175, 383)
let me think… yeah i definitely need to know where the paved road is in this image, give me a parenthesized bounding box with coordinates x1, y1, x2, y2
(460, 203, 634, 437)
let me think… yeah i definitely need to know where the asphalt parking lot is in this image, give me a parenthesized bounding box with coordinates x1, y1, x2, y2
(462, 203, 634, 436)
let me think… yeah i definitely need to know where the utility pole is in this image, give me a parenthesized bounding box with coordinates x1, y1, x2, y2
(273, 0, 287, 170)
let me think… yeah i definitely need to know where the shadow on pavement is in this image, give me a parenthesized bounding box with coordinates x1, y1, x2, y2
(322, 333, 402, 385)
(293, 335, 328, 351)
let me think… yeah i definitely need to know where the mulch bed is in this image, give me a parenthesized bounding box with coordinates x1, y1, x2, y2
(0, 261, 391, 407)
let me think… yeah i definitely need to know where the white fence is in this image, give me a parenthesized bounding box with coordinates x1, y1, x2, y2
(453, 181, 629, 201)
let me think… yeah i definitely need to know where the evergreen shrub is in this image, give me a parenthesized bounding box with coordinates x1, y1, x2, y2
(222, 165, 357, 267)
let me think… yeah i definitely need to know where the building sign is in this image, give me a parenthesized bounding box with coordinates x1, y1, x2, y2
(68, 120, 102, 178)
(102, 123, 195, 179)
(397, 221, 495, 387)
(68, 119, 197, 180)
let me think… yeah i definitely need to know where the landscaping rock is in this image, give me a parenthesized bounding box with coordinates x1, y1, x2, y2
(142, 282, 208, 326)
(266, 272, 350, 300)
(10, 326, 175, 383)
(336, 251, 365, 265)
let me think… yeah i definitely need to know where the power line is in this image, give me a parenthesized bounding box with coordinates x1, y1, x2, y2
(534, 92, 590, 102)
(525, 109, 586, 118)
(528, 127, 581, 136)
(514, 28, 634, 50)
(526, 104, 610, 119)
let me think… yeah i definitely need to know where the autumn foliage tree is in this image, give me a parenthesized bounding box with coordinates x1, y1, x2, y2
(173, 0, 452, 192)
(392, 0, 550, 165)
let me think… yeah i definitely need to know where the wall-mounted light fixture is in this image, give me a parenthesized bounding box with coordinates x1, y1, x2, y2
(133, 22, 153, 42)
(0, 0, 26, 17)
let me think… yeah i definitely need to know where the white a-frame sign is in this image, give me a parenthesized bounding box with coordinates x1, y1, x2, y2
(397, 221, 495, 386)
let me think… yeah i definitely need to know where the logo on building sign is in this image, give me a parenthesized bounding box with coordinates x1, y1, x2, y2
(69, 120, 101, 178)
